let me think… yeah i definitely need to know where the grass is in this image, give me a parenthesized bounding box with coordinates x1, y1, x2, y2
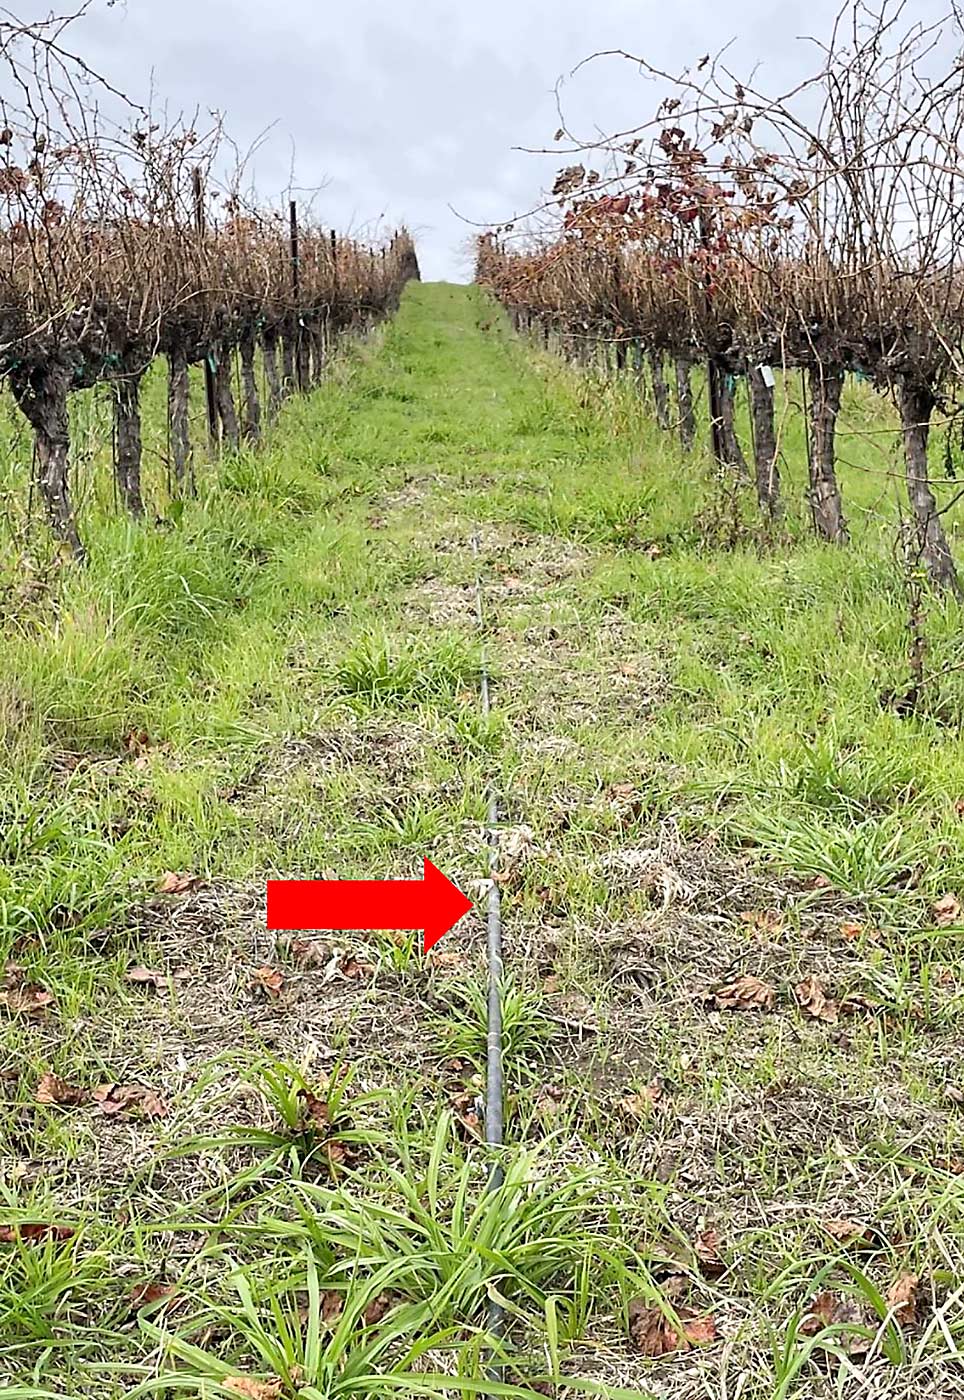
(1, 282, 964, 1399)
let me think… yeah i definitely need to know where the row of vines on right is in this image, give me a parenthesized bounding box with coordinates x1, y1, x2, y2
(476, 2, 964, 601)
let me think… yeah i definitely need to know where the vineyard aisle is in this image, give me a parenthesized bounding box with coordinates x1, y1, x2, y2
(5, 281, 964, 1397)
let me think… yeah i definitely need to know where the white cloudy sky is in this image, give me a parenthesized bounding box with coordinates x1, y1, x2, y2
(14, 0, 956, 279)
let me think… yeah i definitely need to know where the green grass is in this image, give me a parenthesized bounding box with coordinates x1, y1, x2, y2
(3, 283, 964, 1399)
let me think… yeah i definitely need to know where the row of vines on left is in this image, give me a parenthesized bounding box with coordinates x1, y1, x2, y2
(0, 8, 420, 561)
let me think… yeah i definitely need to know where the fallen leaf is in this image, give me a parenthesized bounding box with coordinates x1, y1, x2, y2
(933, 893, 961, 927)
(252, 966, 285, 998)
(627, 1297, 717, 1355)
(694, 1229, 726, 1280)
(840, 921, 864, 941)
(223, 1378, 284, 1400)
(0, 983, 56, 1018)
(157, 871, 201, 895)
(129, 1279, 175, 1309)
(296, 1088, 331, 1132)
(363, 1291, 394, 1326)
(339, 953, 376, 980)
(451, 1089, 483, 1140)
(795, 976, 838, 1023)
(427, 950, 463, 972)
(810, 874, 833, 890)
(740, 910, 783, 935)
(710, 974, 775, 1012)
(92, 1083, 168, 1119)
(542, 974, 561, 995)
(887, 1273, 919, 1327)
(321, 1289, 343, 1323)
(619, 1082, 663, 1117)
(823, 1219, 870, 1246)
(124, 728, 153, 756)
(125, 966, 168, 991)
(288, 938, 327, 967)
(535, 1084, 565, 1120)
(35, 1072, 86, 1107)
(800, 1290, 870, 1355)
(0, 1222, 75, 1243)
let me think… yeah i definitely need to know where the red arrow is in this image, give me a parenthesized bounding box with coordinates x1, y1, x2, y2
(267, 858, 473, 955)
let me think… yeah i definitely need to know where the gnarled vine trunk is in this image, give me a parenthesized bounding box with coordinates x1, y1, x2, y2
(12, 360, 85, 561)
(675, 360, 696, 451)
(748, 365, 781, 517)
(263, 331, 282, 417)
(113, 370, 146, 517)
(167, 347, 192, 494)
(214, 348, 240, 454)
(719, 374, 749, 478)
(239, 331, 262, 444)
(649, 352, 670, 429)
(898, 379, 962, 598)
(807, 365, 848, 543)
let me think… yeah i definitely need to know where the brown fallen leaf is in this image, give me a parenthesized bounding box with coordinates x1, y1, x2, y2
(35, 1072, 86, 1107)
(795, 975, 839, 1024)
(0, 983, 56, 1018)
(288, 939, 327, 967)
(129, 1279, 176, 1309)
(627, 1297, 717, 1356)
(542, 974, 562, 996)
(92, 1083, 168, 1119)
(363, 1291, 394, 1327)
(823, 1219, 870, 1246)
(124, 728, 153, 756)
(296, 1089, 331, 1132)
(252, 966, 285, 998)
(223, 1378, 284, 1400)
(157, 871, 201, 895)
(321, 1289, 343, 1324)
(740, 910, 783, 935)
(933, 893, 961, 928)
(126, 966, 168, 991)
(619, 1082, 663, 1118)
(694, 1228, 726, 1280)
(339, 953, 376, 980)
(887, 1273, 920, 1327)
(427, 950, 463, 972)
(800, 1291, 870, 1355)
(451, 1089, 483, 1141)
(710, 974, 775, 1013)
(810, 874, 833, 891)
(0, 1222, 75, 1243)
(535, 1084, 565, 1120)
(840, 921, 864, 942)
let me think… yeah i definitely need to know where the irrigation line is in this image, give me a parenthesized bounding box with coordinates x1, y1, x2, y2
(471, 531, 506, 1384)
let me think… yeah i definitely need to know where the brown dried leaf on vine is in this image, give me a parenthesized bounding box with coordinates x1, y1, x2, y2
(627, 1297, 717, 1356)
(795, 976, 838, 1023)
(709, 974, 775, 1012)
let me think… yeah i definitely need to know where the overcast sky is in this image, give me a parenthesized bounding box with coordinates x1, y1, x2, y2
(16, 0, 956, 280)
